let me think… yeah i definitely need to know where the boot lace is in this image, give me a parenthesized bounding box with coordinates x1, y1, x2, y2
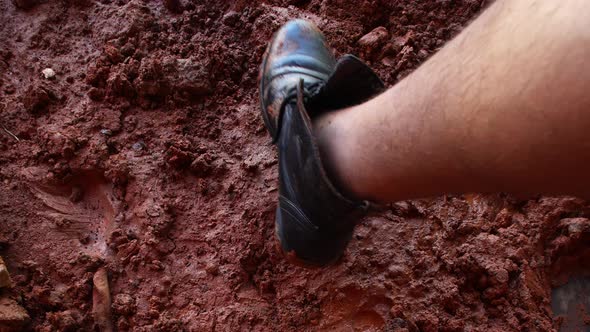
(271, 79, 323, 144)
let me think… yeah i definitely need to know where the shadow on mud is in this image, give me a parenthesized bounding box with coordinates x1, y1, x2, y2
(552, 276, 590, 332)
(549, 218, 590, 332)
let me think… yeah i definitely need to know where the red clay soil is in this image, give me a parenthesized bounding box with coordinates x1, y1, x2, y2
(0, 0, 588, 331)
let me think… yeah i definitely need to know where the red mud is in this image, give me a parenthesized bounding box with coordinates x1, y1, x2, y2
(0, 0, 588, 331)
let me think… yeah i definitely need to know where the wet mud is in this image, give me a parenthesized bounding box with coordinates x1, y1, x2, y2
(0, 0, 588, 330)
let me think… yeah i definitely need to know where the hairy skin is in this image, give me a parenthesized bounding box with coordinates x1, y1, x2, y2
(315, 0, 590, 202)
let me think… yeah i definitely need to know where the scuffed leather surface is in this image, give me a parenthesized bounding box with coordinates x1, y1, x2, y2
(275, 86, 361, 265)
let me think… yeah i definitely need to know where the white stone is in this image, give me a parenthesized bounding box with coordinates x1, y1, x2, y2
(41, 68, 56, 79)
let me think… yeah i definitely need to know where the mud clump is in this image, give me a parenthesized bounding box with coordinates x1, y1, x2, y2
(0, 0, 586, 331)
(0, 297, 30, 331)
(46, 309, 84, 331)
(164, 0, 182, 14)
(11, 0, 37, 10)
(358, 26, 389, 59)
(22, 84, 55, 114)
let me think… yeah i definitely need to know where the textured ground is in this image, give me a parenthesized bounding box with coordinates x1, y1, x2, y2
(1, 0, 589, 330)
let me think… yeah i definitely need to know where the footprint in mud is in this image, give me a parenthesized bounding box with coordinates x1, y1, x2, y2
(22, 167, 117, 258)
(320, 284, 392, 331)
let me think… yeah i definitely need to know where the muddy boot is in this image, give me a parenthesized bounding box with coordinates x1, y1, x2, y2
(259, 19, 384, 266)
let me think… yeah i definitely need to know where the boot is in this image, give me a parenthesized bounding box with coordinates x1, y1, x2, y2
(259, 19, 384, 265)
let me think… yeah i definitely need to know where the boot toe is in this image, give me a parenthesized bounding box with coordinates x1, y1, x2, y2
(260, 19, 335, 139)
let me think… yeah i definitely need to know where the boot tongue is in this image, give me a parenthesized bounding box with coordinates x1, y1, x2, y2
(306, 54, 385, 116)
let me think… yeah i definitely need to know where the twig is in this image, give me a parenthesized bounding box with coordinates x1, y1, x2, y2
(1, 124, 20, 142)
(93, 268, 113, 332)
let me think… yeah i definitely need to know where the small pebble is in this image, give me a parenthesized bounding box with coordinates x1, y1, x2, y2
(132, 141, 145, 151)
(222, 11, 240, 26)
(358, 26, 389, 50)
(42, 68, 56, 80)
(69, 186, 84, 203)
(205, 262, 219, 275)
(0, 256, 12, 288)
(100, 129, 112, 136)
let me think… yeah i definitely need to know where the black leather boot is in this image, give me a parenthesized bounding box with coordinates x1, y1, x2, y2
(259, 19, 384, 266)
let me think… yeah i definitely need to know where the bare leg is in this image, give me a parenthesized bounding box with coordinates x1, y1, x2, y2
(314, 0, 590, 202)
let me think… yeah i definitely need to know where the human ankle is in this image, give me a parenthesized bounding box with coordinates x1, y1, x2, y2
(313, 110, 362, 201)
